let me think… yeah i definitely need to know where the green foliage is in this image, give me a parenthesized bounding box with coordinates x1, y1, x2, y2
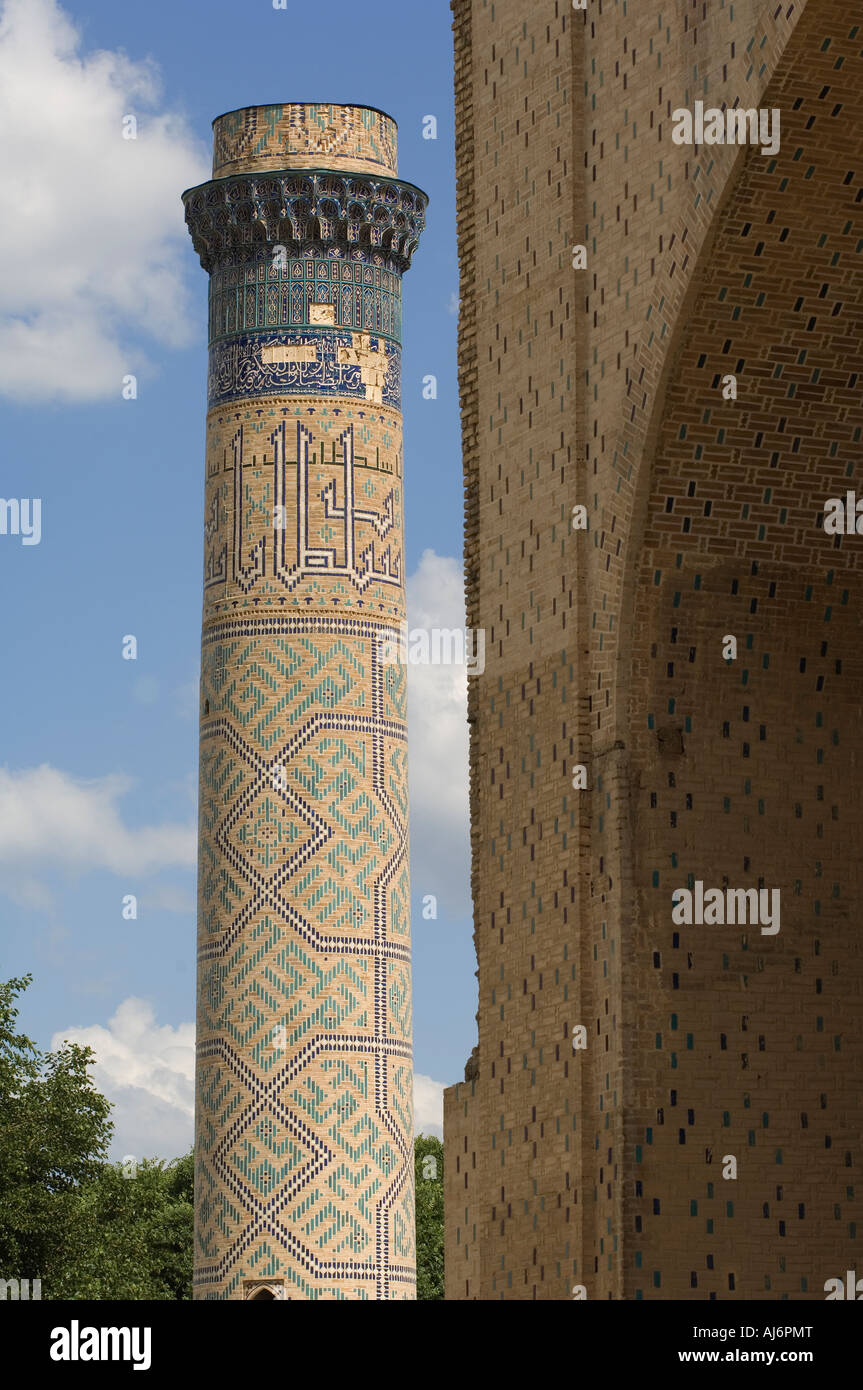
(0, 974, 113, 1292)
(0, 975, 192, 1299)
(51, 1152, 194, 1300)
(414, 1133, 444, 1300)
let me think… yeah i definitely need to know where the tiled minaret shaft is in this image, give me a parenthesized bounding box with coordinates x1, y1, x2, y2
(184, 104, 427, 1301)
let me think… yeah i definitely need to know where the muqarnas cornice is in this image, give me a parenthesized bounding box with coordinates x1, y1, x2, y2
(183, 170, 428, 274)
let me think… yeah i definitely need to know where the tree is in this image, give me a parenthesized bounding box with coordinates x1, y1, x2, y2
(414, 1134, 444, 1300)
(51, 1151, 194, 1300)
(0, 975, 193, 1299)
(0, 974, 113, 1292)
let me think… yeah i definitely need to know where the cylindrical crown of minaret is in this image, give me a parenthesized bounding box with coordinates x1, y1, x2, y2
(183, 104, 427, 1301)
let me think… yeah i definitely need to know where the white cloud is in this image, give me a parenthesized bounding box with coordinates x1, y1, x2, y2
(0, 0, 208, 402)
(54, 998, 446, 1159)
(447, 291, 460, 315)
(413, 1073, 444, 1139)
(52, 998, 194, 1162)
(0, 764, 196, 874)
(406, 550, 471, 919)
(2, 872, 56, 911)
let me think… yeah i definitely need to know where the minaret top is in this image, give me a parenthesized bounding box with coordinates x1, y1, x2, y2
(211, 103, 398, 180)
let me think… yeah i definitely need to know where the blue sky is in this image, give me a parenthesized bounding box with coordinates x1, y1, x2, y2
(0, 0, 473, 1157)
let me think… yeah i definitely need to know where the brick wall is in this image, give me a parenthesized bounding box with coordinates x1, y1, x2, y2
(445, 0, 863, 1300)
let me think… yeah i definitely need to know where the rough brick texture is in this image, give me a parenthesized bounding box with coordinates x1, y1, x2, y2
(445, 0, 863, 1300)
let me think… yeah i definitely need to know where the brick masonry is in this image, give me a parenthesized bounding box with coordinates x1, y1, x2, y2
(185, 104, 427, 1299)
(445, 0, 863, 1300)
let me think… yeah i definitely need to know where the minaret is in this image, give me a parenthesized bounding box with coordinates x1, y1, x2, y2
(183, 104, 427, 1300)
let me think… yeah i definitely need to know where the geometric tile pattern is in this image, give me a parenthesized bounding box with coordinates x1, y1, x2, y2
(212, 103, 399, 180)
(186, 103, 426, 1298)
(194, 617, 414, 1301)
(208, 255, 402, 349)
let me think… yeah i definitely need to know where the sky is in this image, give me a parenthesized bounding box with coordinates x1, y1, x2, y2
(0, 0, 473, 1159)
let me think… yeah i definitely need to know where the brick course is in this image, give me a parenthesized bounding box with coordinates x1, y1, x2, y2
(445, 0, 863, 1300)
